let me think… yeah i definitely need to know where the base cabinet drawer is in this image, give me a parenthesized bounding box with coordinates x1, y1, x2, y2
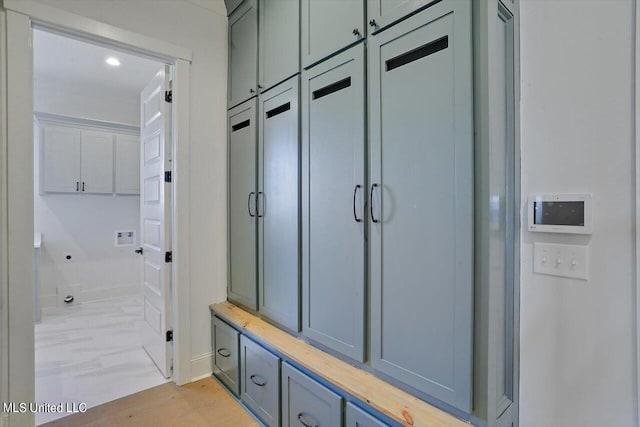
(212, 316, 240, 395)
(241, 335, 281, 427)
(282, 362, 342, 427)
(346, 402, 389, 427)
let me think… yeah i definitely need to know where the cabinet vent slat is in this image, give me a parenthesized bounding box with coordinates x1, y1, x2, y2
(312, 77, 352, 100)
(232, 119, 251, 132)
(266, 102, 291, 119)
(385, 36, 448, 72)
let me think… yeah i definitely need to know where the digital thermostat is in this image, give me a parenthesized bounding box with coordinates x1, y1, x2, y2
(528, 194, 592, 234)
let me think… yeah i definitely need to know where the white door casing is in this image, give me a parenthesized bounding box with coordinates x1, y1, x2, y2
(140, 65, 172, 378)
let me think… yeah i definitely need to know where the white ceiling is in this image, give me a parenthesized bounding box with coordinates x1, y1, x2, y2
(33, 29, 164, 95)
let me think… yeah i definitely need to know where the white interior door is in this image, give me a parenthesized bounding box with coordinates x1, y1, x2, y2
(140, 66, 172, 378)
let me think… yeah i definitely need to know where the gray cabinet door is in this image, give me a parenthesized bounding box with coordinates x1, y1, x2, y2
(258, 76, 300, 332)
(259, 0, 300, 93)
(368, 1, 473, 412)
(301, 0, 364, 68)
(228, 99, 258, 310)
(229, 0, 258, 108)
(240, 335, 281, 427)
(345, 402, 388, 427)
(367, 0, 436, 33)
(212, 316, 241, 395)
(301, 45, 366, 362)
(225, 0, 244, 16)
(281, 362, 342, 427)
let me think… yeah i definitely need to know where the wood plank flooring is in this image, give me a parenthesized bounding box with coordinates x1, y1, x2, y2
(40, 377, 260, 427)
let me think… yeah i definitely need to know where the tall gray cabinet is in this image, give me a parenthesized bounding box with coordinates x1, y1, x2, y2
(301, 44, 366, 362)
(258, 76, 300, 332)
(227, 99, 258, 310)
(368, 1, 473, 412)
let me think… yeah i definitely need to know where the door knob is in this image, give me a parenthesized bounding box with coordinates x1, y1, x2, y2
(135, 247, 143, 255)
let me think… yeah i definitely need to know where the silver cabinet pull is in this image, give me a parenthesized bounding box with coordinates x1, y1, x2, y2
(247, 192, 256, 217)
(297, 413, 317, 427)
(249, 374, 266, 387)
(370, 183, 380, 223)
(257, 192, 265, 218)
(353, 185, 363, 223)
(216, 348, 231, 358)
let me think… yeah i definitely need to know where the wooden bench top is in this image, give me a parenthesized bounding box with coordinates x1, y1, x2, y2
(210, 301, 471, 427)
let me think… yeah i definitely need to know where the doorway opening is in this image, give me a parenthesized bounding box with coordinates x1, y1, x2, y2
(33, 29, 172, 425)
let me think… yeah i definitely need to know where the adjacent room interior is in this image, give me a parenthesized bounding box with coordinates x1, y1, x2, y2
(32, 29, 169, 425)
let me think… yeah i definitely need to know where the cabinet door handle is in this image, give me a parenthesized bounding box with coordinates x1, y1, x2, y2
(257, 192, 265, 218)
(369, 19, 377, 28)
(249, 374, 267, 387)
(247, 192, 255, 217)
(82, 182, 85, 192)
(250, 88, 256, 94)
(370, 183, 380, 223)
(216, 348, 231, 358)
(76, 182, 79, 192)
(297, 413, 317, 427)
(353, 185, 363, 223)
(352, 28, 360, 37)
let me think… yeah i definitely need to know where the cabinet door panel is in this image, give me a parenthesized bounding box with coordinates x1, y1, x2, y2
(228, 99, 258, 310)
(301, 0, 364, 68)
(229, 0, 258, 108)
(369, 1, 473, 412)
(281, 362, 342, 427)
(301, 45, 365, 362)
(42, 125, 81, 193)
(115, 135, 140, 195)
(81, 130, 114, 194)
(258, 76, 300, 332)
(345, 402, 388, 427)
(241, 335, 281, 427)
(259, 0, 299, 92)
(367, 0, 437, 32)
(212, 316, 241, 395)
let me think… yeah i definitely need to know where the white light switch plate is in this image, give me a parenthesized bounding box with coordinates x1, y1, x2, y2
(533, 242, 589, 280)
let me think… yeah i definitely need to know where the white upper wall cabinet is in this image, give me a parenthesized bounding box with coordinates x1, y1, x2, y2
(39, 119, 140, 195)
(229, 0, 259, 108)
(42, 125, 82, 193)
(367, 0, 436, 33)
(115, 135, 141, 195)
(258, 0, 299, 93)
(80, 130, 114, 194)
(301, 0, 364, 68)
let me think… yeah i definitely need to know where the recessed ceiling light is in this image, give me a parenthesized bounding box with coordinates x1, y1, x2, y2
(106, 57, 121, 67)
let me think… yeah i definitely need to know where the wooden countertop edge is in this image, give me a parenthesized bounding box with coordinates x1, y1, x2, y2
(210, 301, 471, 427)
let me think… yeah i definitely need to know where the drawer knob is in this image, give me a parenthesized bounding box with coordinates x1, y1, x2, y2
(216, 348, 231, 358)
(297, 412, 318, 427)
(250, 374, 267, 387)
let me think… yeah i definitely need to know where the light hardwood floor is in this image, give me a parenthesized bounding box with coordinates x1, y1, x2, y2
(40, 377, 260, 427)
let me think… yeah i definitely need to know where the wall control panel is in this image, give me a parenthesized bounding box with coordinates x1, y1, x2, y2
(528, 193, 592, 234)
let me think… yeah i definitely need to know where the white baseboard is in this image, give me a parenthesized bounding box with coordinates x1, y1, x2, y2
(190, 352, 212, 382)
(39, 283, 141, 314)
(82, 283, 141, 302)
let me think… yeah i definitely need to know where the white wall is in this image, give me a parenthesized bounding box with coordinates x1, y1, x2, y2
(35, 77, 139, 125)
(29, 0, 229, 379)
(520, 1, 636, 426)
